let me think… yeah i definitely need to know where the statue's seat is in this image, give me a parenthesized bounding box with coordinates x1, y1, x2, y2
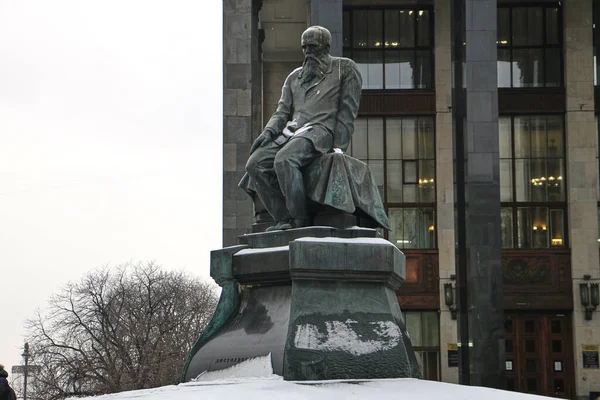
(239, 152, 390, 232)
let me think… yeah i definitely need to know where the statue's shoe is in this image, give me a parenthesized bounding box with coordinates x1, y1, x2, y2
(265, 218, 309, 231)
(266, 221, 290, 232)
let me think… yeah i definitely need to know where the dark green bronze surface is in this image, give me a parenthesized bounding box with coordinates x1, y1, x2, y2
(182, 229, 421, 382)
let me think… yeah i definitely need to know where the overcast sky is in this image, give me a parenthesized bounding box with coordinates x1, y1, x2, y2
(0, 0, 222, 371)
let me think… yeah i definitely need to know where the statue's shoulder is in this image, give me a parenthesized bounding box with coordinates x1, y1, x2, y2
(332, 56, 357, 68)
(287, 66, 303, 79)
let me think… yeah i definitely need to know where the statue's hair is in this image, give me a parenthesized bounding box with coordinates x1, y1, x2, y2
(302, 26, 332, 49)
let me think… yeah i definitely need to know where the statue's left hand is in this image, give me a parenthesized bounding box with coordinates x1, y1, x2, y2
(250, 131, 272, 154)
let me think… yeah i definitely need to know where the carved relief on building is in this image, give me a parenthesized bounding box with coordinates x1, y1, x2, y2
(502, 249, 572, 310)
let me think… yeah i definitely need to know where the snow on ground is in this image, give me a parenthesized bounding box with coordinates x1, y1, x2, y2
(72, 354, 552, 400)
(70, 377, 553, 400)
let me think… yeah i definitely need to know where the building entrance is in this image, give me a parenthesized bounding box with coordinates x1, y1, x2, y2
(504, 313, 574, 398)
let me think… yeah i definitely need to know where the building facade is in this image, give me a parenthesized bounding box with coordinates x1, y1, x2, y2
(222, 0, 600, 398)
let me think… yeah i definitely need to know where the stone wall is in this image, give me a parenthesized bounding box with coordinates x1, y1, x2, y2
(564, 0, 600, 397)
(223, 0, 260, 247)
(434, 0, 458, 384)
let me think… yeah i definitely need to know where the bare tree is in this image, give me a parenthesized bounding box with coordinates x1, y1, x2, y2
(24, 262, 218, 399)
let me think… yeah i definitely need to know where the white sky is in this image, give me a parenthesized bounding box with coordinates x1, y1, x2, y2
(0, 0, 222, 370)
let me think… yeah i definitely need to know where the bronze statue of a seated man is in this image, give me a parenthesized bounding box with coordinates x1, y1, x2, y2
(242, 26, 363, 231)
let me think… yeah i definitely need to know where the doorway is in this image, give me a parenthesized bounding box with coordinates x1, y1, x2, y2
(504, 313, 574, 398)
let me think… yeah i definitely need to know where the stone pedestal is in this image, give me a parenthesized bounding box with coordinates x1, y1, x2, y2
(182, 227, 421, 382)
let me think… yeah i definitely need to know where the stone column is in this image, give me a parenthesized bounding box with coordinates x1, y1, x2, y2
(564, 0, 600, 398)
(223, 0, 262, 246)
(435, 0, 458, 385)
(452, 0, 505, 388)
(310, 0, 343, 57)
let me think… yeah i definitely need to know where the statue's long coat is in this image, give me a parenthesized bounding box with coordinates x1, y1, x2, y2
(263, 55, 362, 153)
(239, 55, 390, 229)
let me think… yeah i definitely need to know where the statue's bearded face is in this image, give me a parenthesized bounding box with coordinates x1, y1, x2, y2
(301, 28, 330, 83)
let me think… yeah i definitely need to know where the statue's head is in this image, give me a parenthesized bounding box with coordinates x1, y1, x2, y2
(301, 26, 331, 59)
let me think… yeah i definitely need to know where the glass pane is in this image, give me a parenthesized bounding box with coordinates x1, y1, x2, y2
(399, 208, 435, 249)
(547, 161, 564, 201)
(420, 351, 440, 381)
(499, 117, 512, 158)
(501, 208, 514, 248)
(421, 312, 439, 346)
(550, 210, 564, 247)
(417, 10, 430, 46)
(514, 116, 531, 158)
(367, 118, 384, 159)
(497, 8, 510, 45)
(547, 116, 564, 156)
(368, 10, 383, 48)
(530, 159, 547, 202)
(369, 160, 385, 199)
(500, 161, 513, 202)
(552, 340, 562, 353)
(505, 319, 513, 333)
(515, 159, 531, 201)
(554, 379, 564, 393)
(512, 7, 543, 46)
(513, 49, 544, 88)
(527, 379, 538, 392)
(354, 51, 383, 89)
(507, 378, 515, 391)
(343, 11, 350, 48)
(530, 116, 547, 158)
(403, 184, 417, 202)
(526, 359, 537, 372)
(387, 160, 403, 203)
(405, 312, 422, 346)
(506, 339, 513, 353)
(551, 320, 562, 334)
(525, 320, 535, 332)
(498, 49, 511, 88)
(418, 118, 435, 158)
(386, 118, 402, 159)
(545, 48, 561, 87)
(404, 160, 418, 183)
(403, 208, 419, 249)
(402, 118, 418, 158)
(352, 119, 368, 160)
(389, 209, 405, 246)
(398, 10, 415, 47)
(517, 207, 533, 248)
(418, 160, 435, 202)
(353, 11, 368, 48)
(415, 50, 432, 89)
(526, 340, 536, 353)
(385, 50, 415, 89)
(546, 7, 560, 45)
(532, 207, 549, 248)
(384, 10, 400, 48)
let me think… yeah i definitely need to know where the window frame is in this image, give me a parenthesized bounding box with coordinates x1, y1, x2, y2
(497, 3, 563, 88)
(348, 115, 437, 249)
(500, 114, 568, 249)
(343, 6, 435, 90)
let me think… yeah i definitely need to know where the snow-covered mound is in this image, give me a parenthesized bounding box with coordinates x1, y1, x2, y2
(69, 378, 552, 400)
(71, 355, 551, 399)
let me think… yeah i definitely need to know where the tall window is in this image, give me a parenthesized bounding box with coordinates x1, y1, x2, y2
(343, 8, 434, 90)
(499, 116, 566, 248)
(402, 311, 440, 381)
(497, 4, 562, 88)
(348, 117, 435, 248)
